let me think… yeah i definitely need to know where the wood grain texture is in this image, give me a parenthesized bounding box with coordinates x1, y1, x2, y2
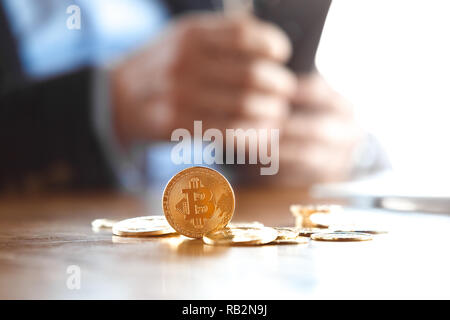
(0, 187, 448, 299)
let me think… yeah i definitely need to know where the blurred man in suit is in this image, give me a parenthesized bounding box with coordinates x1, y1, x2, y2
(0, 0, 386, 193)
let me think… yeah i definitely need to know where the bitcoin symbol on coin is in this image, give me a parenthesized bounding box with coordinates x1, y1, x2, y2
(163, 167, 235, 238)
(177, 177, 215, 228)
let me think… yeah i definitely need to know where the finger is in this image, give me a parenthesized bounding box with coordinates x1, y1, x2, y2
(294, 74, 330, 107)
(278, 142, 328, 183)
(138, 104, 282, 143)
(173, 114, 231, 135)
(281, 113, 358, 148)
(134, 99, 176, 140)
(138, 100, 236, 140)
(172, 81, 291, 120)
(278, 141, 350, 182)
(293, 74, 353, 116)
(190, 54, 297, 98)
(183, 14, 292, 62)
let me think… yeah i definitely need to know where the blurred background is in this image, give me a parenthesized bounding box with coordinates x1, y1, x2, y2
(2, 0, 450, 210)
(318, 0, 450, 185)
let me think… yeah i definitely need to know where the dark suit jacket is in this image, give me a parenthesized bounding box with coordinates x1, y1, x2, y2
(0, 1, 217, 192)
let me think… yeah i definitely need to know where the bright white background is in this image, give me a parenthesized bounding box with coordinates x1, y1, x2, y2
(316, 0, 450, 183)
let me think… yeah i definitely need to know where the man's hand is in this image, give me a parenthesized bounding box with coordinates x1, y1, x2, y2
(111, 13, 297, 148)
(275, 73, 364, 186)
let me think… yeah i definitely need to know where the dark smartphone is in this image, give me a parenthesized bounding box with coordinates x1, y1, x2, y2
(254, 0, 332, 73)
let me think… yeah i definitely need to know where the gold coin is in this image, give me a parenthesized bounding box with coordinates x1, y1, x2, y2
(272, 227, 309, 245)
(311, 232, 373, 242)
(297, 228, 326, 237)
(331, 225, 388, 235)
(162, 166, 235, 238)
(290, 204, 341, 228)
(112, 216, 176, 237)
(203, 227, 277, 246)
(91, 218, 117, 230)
(228, 221, 264, 228)
(273, 227, 299, 238)
(309, 212, 345, 228)
(290, 204, 341, 216)
(272, 236, 310, 245)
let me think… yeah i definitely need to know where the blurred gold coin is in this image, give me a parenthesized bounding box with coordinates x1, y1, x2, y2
(272, 227, 309, 245)
(311, 232, 373, 242)
(162, 166, 235, 238)
(274, 227, 298, 238)
(331, 224, 388, 235)
(203, 227, 277, 246)
(290, 204, 341, 228)
(310, 212, 346, 228)
(290, 204, 341, 216)
(91, 218, 117, 230)
(112, 216, 176, 237)
(228, 221, 264, 228)
(297, 228, 326, 237)
(272, 236, 310, 245)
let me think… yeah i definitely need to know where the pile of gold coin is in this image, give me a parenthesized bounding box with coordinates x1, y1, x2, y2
(289, 203, 388, 241)
(92, 167, 387, 246)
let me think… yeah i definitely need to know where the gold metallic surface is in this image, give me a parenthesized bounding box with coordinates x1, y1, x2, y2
(272, 227, 309, 245)
(297, 227, 326, 237)
(203, 226, 278, 246)
(290, 204, 342, 228)
(290, 204, 341, 216)
(272, 236, 310, 245)
(311, 232, 373, 242)
(112, 216, 176, 237)
(162, 166, 235, 238)
(273, 227, 299, 238)
(309, 212, 345, 228)
(331, 225, 388, 235)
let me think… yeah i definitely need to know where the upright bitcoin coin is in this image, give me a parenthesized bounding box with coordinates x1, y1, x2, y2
(162, 166, 235, 238)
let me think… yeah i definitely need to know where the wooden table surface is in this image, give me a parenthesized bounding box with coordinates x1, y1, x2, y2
(0, 187, 449, 299)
